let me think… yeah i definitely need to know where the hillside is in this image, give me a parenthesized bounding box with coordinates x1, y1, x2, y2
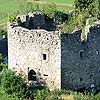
(42, 0, 74, 4)
(0, 0, 20, 29)
(0, 0, 74, 30)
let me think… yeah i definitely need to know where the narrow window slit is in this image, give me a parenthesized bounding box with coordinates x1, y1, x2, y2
(43, 54, 46, 60)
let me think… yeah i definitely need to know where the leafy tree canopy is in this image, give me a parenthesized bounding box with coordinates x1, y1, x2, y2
(74, 0, 99, 18)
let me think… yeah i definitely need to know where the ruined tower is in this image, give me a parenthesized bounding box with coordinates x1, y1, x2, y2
(8, 12, 100, 90)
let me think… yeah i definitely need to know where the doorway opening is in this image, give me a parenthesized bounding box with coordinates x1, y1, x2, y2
(28, 70, 36, 81)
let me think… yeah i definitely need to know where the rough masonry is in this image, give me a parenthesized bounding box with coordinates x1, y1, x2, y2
(8, 12, 100, 90)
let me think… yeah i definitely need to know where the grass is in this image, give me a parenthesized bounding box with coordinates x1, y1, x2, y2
(0, 0, 19, 12)
(42, 0, 74, 4)
(0, 0, 74, 30)
(29, 0, 74, 11)
(0, 0, 20, 30)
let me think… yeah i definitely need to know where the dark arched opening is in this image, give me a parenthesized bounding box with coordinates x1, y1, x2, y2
(28, 70, 36, 81)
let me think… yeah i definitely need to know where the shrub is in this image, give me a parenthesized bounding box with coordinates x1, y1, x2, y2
(0, 64, 8, 72)
(0, 90, 22, 100)
(0, 30, 7, 38)
(49, 96, 61, 100)
(0, 69, 33, 99)
(8, 16, 16, 22)
(34, 89, 50, 100)
(74, 0, 99, 18)
(95, 92, 100, 100)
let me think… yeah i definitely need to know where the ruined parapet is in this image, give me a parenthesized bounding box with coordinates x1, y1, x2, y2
(82, 18, 100, 41)
(16, 12, 55, 30)
(61, 22, 100, 90)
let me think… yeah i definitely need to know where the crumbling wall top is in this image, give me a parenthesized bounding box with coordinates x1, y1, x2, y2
(15, 12, 56, 31)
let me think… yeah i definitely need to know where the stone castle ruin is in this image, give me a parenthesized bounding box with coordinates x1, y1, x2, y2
(17, 12, 56, 31)
(8, 12, 100, 90)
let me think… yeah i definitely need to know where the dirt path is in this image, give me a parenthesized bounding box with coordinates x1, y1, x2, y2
(27, 0, 73, 8)
(0, 23, 7, 30)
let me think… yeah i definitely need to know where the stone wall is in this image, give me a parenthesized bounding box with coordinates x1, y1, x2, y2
(8, 23, 61, 90)
(61, 24, 100, 90)
(17, 12, 55, 31)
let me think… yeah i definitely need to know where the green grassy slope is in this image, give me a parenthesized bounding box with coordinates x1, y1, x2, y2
(42, 0, 74, 4)
(0, 0, 19, 12)
(0, 0, 74, 30)
(0, 0, 20, 29)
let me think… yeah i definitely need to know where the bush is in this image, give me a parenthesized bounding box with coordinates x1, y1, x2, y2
(0, 30, 7, 38)
(1, 70, 100, 100)
(95, 92, 100, 100)
(74, 0, 99, 18)
(8, 16, 16, 22)
(0, 64, 8, 72)
(34, 89, 50, 100)
(0, 69, 33, 99)
(0, 90, 22, 100)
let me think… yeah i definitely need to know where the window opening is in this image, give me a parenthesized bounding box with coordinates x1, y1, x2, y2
(80, 50, 84, 58)
(39, 34, 41, 37)
(43, 54, 46, 60)
(80, 78, 83, 82)
(43, 74, 48, 76)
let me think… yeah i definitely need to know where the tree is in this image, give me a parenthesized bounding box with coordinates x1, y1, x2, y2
(74, 0, 99, 18)
(0, 69, 33, 99)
